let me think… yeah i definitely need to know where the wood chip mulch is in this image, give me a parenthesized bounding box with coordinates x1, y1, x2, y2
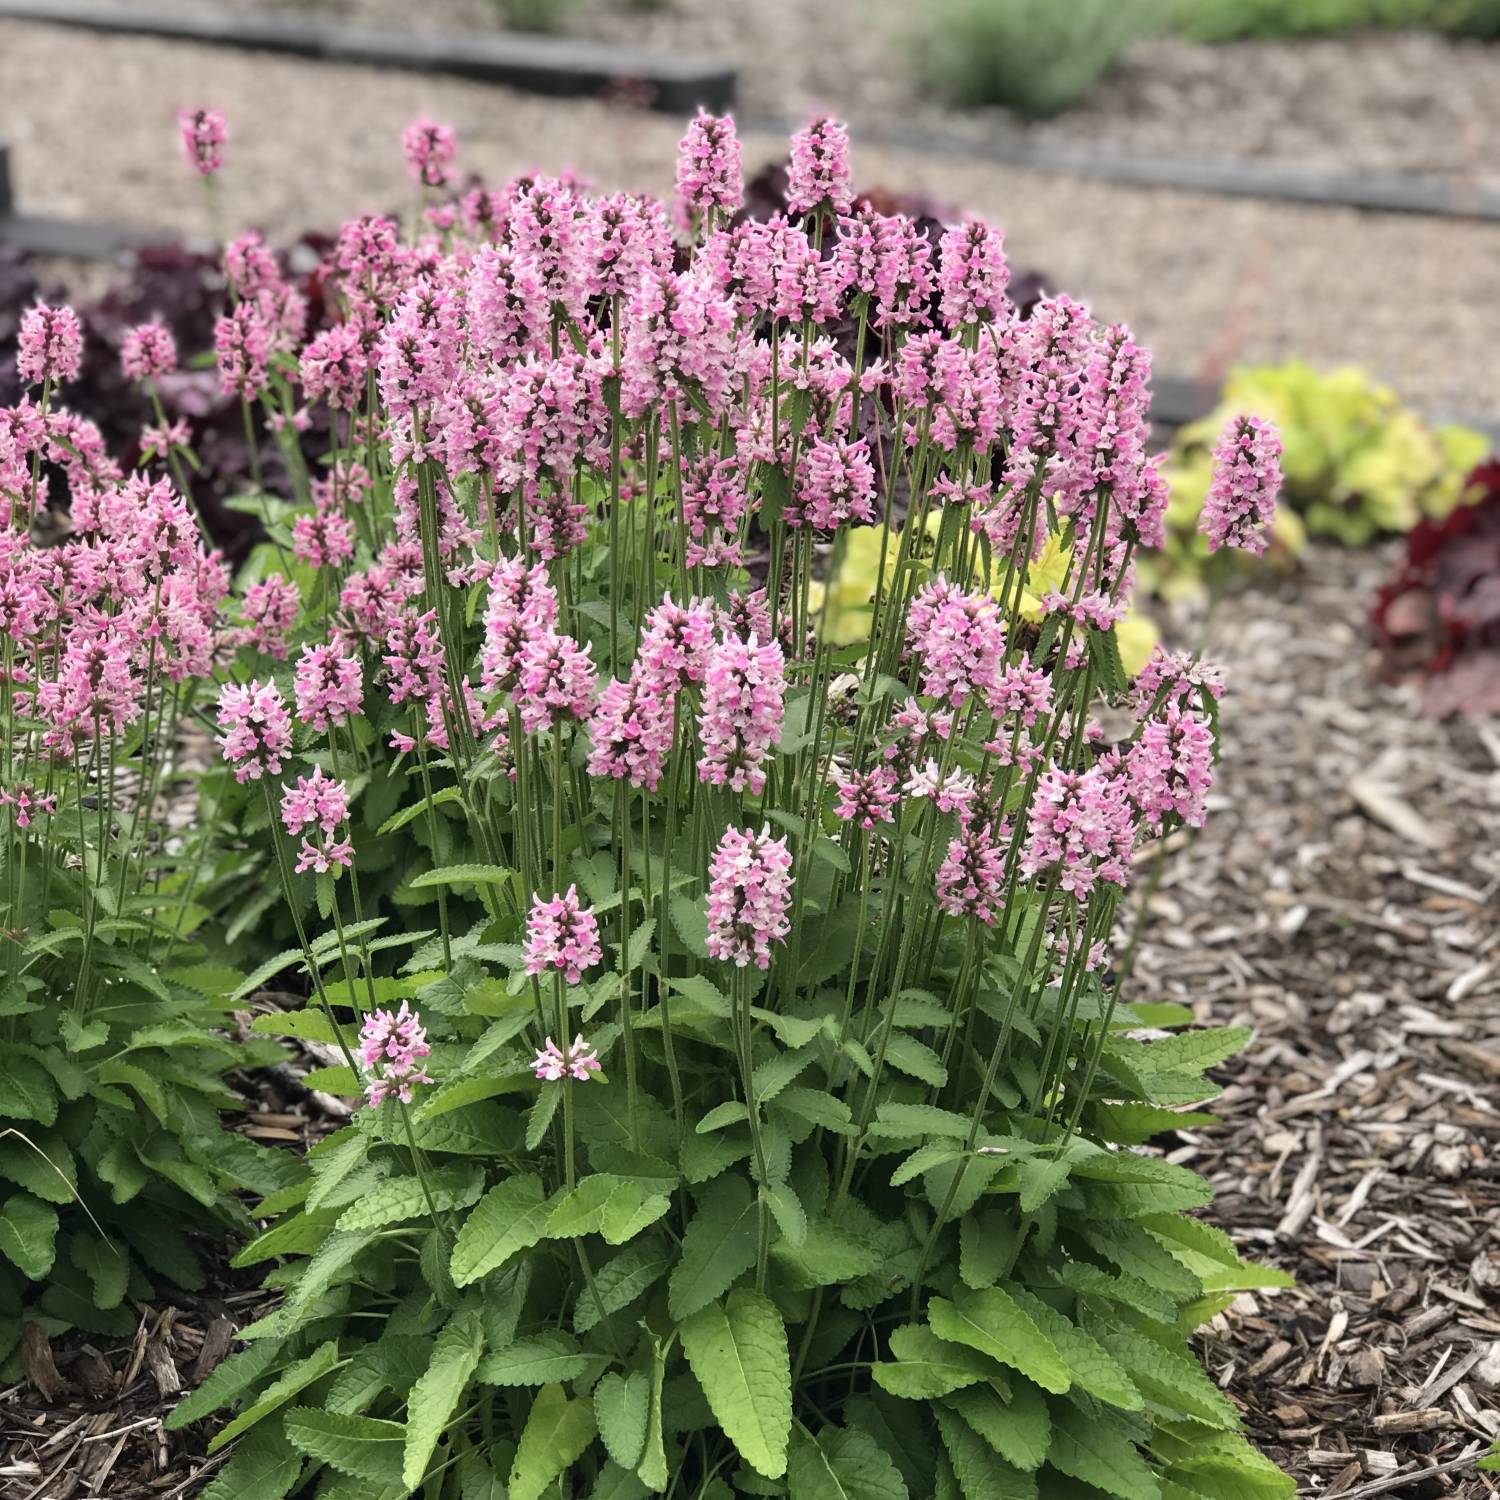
(1139, 542, 1500, 1497)
(3, 541, 1497, 1499)
(0, 1066, 339, 1500)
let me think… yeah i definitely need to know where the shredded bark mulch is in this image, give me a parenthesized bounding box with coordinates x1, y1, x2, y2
(3, 542, 1497, 1499)
(1143, 542, 1500, 1497)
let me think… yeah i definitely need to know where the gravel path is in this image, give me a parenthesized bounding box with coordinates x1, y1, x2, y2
(5, 17, 1500, 420)
(92, 0, 1500, 182)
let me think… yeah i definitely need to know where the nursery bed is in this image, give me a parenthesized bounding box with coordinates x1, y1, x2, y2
(1, 545, 1495, 1500)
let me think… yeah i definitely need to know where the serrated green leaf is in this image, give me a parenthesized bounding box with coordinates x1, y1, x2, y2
(337, 1163, 483, 1231)
(929, 1289, 1070, 1396)
(680, 1288, 791, 1480)
(934, 1406, 1036, 1499)
(228, 948, 307, 1004)
(0, 1059, 58, 1126)
(404, 1310, 484, 1488)
(944, 1381, 1049, 1472)
(0, 1130, 77, 1205)
(451, 1174, 549, 1287)
(0, 1192, 57, 1279)
(1004, 1287, 1141, 1411)
(284, 1407, 404, 1483)
(668, 1173, 759, 1321)
(869, 1104, 973, 1140)
(167, 1340, 287, 1429)
(477, 1331, 606, 1387)
(883, 1034, 947, 1087)
(1095, 1325, 1238, 1429)
(1018, 1158, 1071, 1213)
(198, 1425, 303, 1500)
(251, 1010, 336, 1044)
(1047, 1401, 1160, 1500)
(872, 1324, 997, 1399)
(509, 1384, 597, 1500)
(408, 863, 514, 889)
(593, 1370, 650, 1471)
(574, 1239, 671, 1335)
(71, 1235, 128, 1309)
(765, 1181, 807, 1249)
(788, 1423, 908, 1500)
(208, 1340, 340, 1453)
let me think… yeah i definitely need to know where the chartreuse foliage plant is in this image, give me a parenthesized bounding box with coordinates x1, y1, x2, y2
(10, 108, 1293, 1495)
(0, 324, 298, 1353)
(1146, 360, 1489, 597)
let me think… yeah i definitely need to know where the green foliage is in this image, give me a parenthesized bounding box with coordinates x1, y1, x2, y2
(183, 936, 1288, 1495)
(912, 0, 1161, 115)
(0, 893, 288, 1347)
(1174, 0, 1500, 40)
(1147, 361, 1491, 597)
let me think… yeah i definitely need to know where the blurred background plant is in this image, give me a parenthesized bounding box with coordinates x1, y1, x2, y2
(912, 0, 1163, 115)
(1373, 456, 1500, 716)
(1177, 0, 1500, 41)
(905, 0, 1500, 114)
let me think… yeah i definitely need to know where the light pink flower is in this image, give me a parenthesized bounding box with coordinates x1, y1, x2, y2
(705, 825, 793, 970)
(179, 107, 227, 176)
(359, 1004, 434, 1107)
(525, 886, 603, 985)
(1200, 414, 1283, 558)
(532, 1034, 602, 1083)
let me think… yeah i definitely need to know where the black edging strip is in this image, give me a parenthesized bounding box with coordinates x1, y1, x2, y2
(736, 113, 1500, 225)
(0, 0, 736, 114)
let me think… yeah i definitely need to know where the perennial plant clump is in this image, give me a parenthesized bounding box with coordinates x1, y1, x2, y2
(3, 107, 1296, 1499)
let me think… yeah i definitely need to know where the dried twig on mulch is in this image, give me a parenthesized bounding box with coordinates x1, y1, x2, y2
(1139, 542, 1500, 1497)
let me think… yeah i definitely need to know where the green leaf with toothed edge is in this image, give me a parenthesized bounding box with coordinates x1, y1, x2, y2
(934, 1406, 1036, 1500)
(668, 1173, 759, 1321)
(680, 1289, 792, 1480)
(787, 1423, 909, 1500)
(283, 1408, 405, 1484)
(450, 1174, 550, 1287)
(403, 1310, 484, 1489)
(206, 1340, 341, 1453)
(871, 1323, 998, 1400)
(928, 1289, 1070, 1395)
(508, 1384, 597, 1500)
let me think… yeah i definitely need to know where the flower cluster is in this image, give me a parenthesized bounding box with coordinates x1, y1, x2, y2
(179, 106, 227, 175)
(532, 1034, 603, 1083)
(706, 825, 794, 969)
(358, 1004, 434, 1107)
(280, 766, 354, 873)
(1201, 413, 1284, 557)
(525, 887, 603, 985)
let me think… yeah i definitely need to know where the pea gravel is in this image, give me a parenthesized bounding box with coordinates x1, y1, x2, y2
(2, 16, 1499, 419)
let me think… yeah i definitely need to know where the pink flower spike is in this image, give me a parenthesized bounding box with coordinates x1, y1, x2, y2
(358, 1003, 434, 1107)
(402, 118, 456, 189)
(787, 116, 853, 217)
(525, 886, 603, 985)
(121, 323, 178, 383)
(1200, 413, 1283, 558)
(179, 106, 227, 176)
(216, 679, 292, 783)
(674, 111, 743, 233)
(17, 305, 83, 388)
(705, 824, 793, 970)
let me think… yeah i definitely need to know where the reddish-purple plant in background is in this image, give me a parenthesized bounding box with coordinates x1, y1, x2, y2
(1374, 458, 1500, 716)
